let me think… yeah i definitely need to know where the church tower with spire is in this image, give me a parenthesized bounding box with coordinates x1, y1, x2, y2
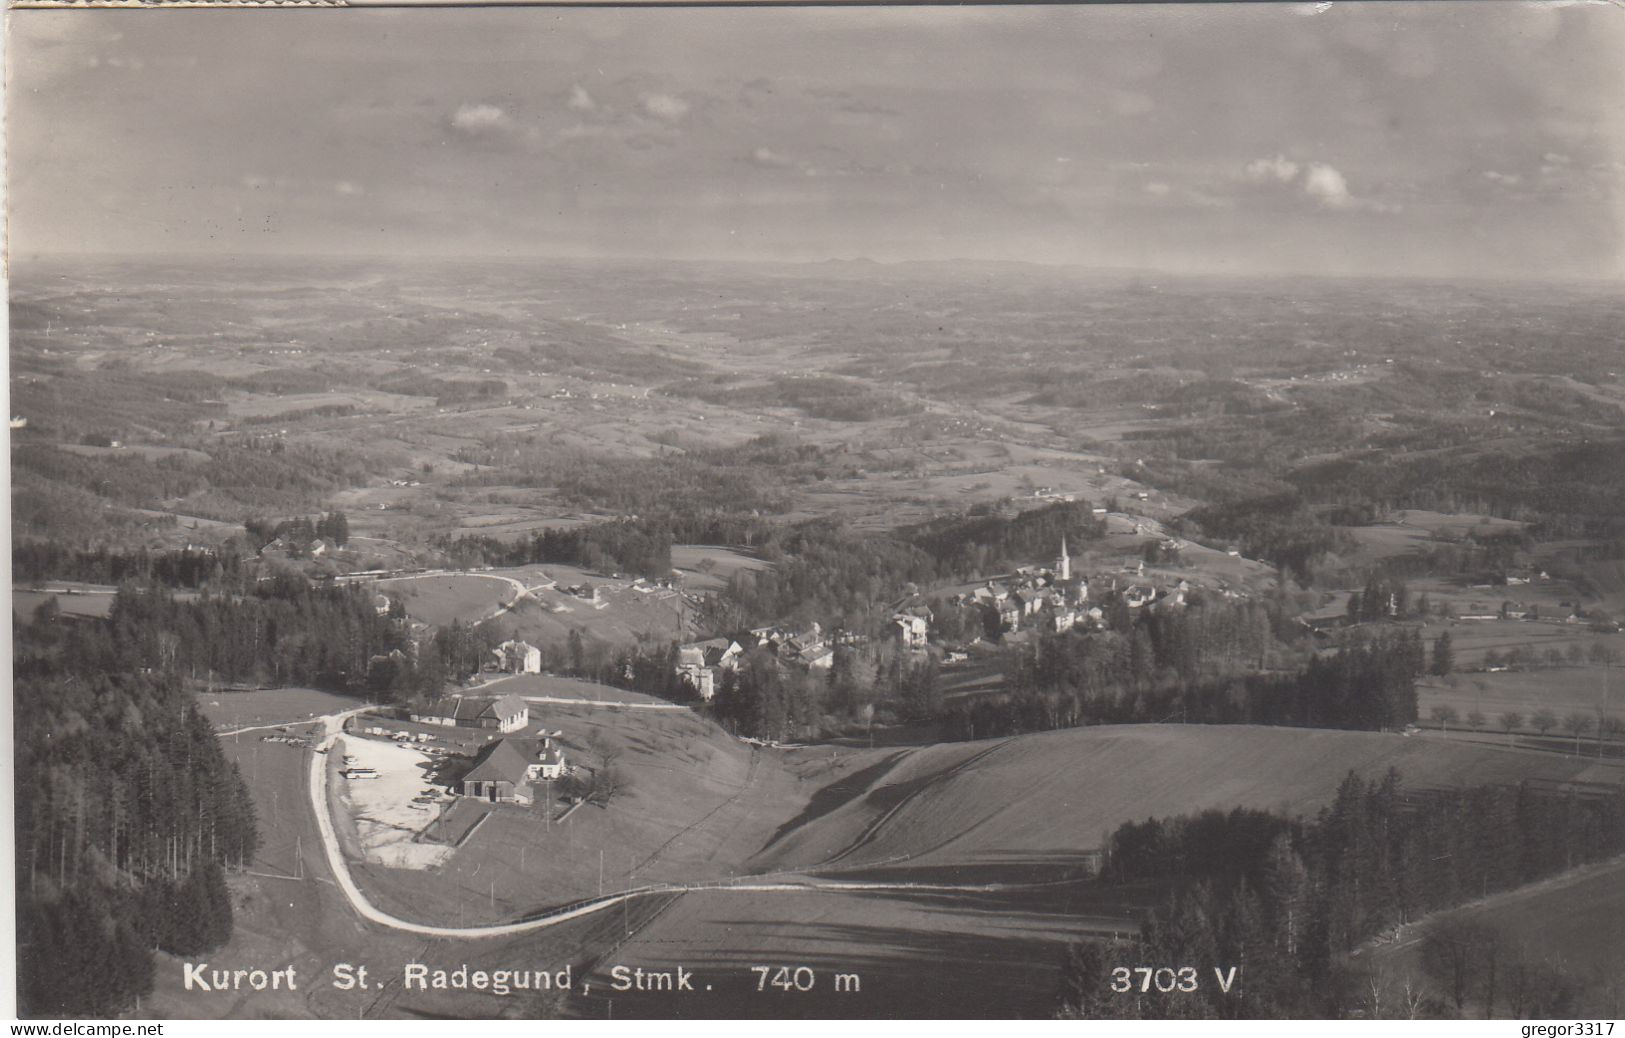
(1056, 534, 1071, 582)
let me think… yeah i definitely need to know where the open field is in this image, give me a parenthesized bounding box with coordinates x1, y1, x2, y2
(483, 586, 689, 650)
(1360, 855, 1625, 1017)
(226, 389, 437, 419)
(576, 882, 1133, 1019)
(57, 443, 213, 463)
(1424, 617, 1618, 668)
(13, 588, 115, 620)
(198, 687, 369, 729)
(670, 544, 769, 592)
(1419, 668, 1621, 734)
(754, 725, 1623, 877)
(476, 673, 674, 706)
(1391, 509, 1529, 540)
(375, 572, 521, 626)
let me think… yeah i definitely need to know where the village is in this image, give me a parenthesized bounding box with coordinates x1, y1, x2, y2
(312, 510, 1262, 869)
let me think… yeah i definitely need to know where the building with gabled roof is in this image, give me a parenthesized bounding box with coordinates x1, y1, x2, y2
(461, 739, 537, 803)
(411, 692, 529, 733)
(676, 638, 744, 701)
(494, 640, 542, 675)
(460, 735, 569, 802)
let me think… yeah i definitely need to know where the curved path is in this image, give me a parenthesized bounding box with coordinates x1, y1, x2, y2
(818, 737, 1015, 868)
(296, 710, 1071, 940)
(367, 570, 534, 623)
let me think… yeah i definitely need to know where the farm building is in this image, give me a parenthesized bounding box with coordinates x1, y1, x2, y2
(411, 693, 530, 733)
(460, 739, 536, 803)
(494, 639, 542, 674)
(459, 736, 568, 802)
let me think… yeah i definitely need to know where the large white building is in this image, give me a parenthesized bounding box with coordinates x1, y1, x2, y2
(494, 640, 542, 674)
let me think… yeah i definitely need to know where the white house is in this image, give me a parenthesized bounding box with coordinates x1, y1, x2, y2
(676, 638, 744, 700)
(413, 693, 529, 733)
(494, 640, 542, 674)
(892, 614, 930, 650)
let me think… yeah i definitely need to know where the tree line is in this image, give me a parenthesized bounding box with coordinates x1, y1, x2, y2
(943, 621, 1420, 740)
(36, 576, 415, 693)
(12, 543, 247, 589)
(1058, 770, 1625, 1018)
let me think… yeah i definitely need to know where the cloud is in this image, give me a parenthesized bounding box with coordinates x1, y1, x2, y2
(1241, 155, 1395, 213)
(1303, 162, 1356, 210)
(1483, 170, 1523, 186)
(567, 84, 596, 112)
(1143, 181, 1172, 197)
(450, 103, 511, 134)
(641, 93, 690, 122)
(1246, 155, 1300, 183)
(334, 181, 364, 196)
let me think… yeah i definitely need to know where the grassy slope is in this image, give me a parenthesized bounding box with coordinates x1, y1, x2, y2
(375, 573, 518, 626)
(198, 687, 369, 728)
(754, 725, 1618, 878)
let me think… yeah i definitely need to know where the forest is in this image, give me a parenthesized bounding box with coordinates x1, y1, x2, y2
(12, 543, 248, 589)
(1059, 770, 1625, 1018)
(944, 623, 1421, 739)
(13, 608, 259, 1016)
(16, 577, 414, 694)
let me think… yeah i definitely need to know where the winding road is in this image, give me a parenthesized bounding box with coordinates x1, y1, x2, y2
(292, 708, 1073, 940)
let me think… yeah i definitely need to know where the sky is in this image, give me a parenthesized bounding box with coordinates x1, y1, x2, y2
(7, 2, 1625, 279)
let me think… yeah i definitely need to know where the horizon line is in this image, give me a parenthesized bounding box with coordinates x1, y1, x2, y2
(9, 249, 1625, 287)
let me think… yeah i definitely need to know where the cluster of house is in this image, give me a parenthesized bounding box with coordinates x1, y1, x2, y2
(940, 538, 1190, 639)
(403, 692, 568, 803)
(670, 539, 1215, 696)
(674, 622, 844, 700)
(258, 535, 342, 560)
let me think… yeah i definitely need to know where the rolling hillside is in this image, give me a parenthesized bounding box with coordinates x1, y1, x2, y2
(755, 725, 1621, 878)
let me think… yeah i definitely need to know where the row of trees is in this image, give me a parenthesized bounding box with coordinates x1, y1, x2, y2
(442, 520, 675, 581)
(943, 626, 1421, 740)
(12, 543, 246, 589)
(1061, 770, 1625, 1018)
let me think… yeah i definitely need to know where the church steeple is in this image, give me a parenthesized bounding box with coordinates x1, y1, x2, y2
(1057, 534, 1070, 582)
